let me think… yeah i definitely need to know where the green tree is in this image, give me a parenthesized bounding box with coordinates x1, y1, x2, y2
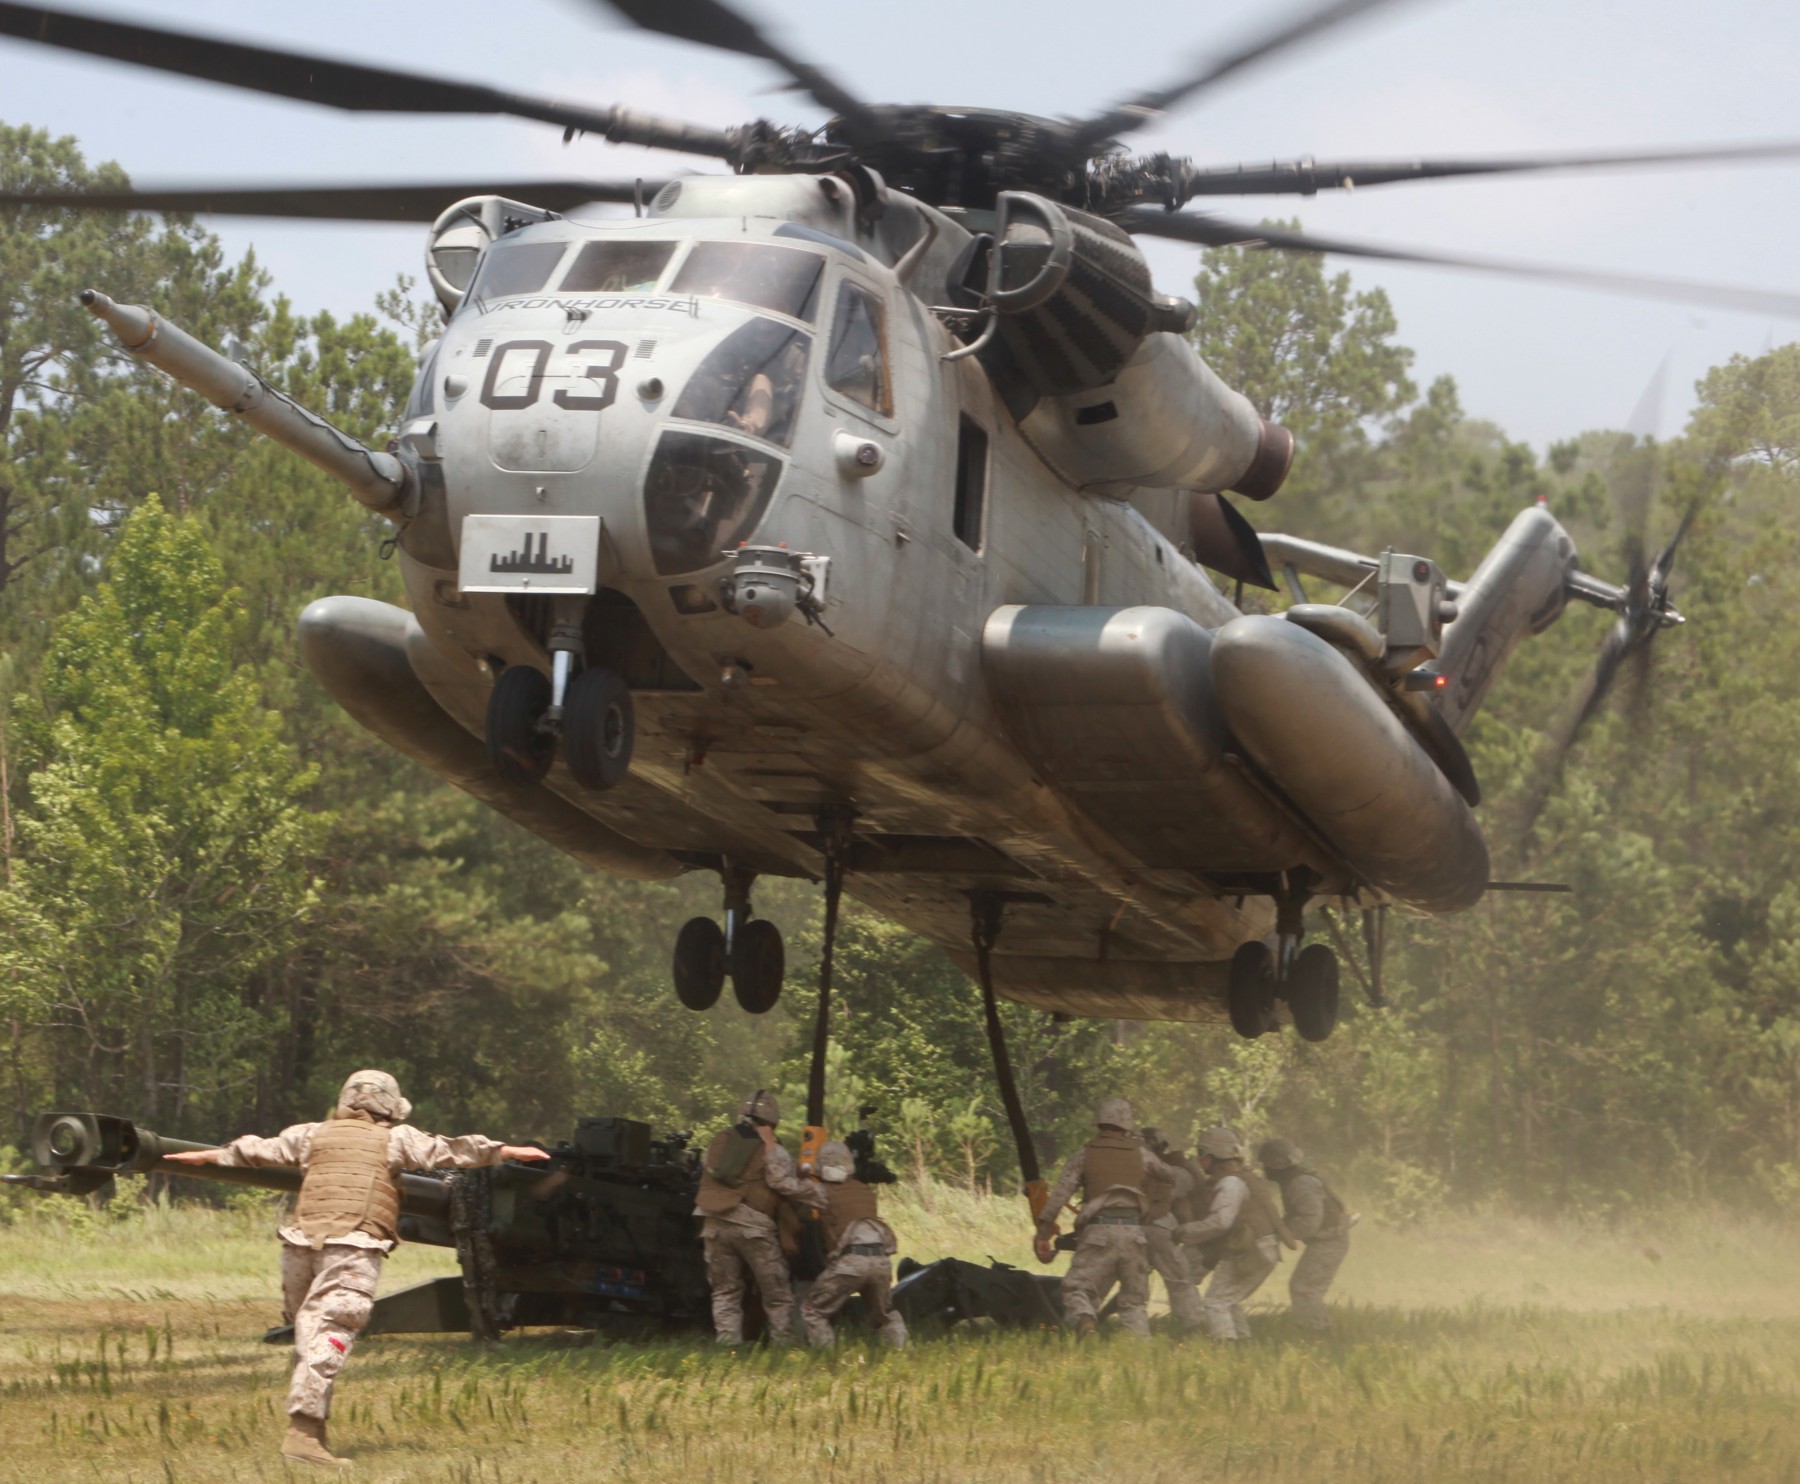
(0, 497, 324, 1128)
(1188, 223, 1416, 543)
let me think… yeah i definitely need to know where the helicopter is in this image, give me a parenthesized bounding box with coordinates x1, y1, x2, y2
(2, 0, 1792, 1051)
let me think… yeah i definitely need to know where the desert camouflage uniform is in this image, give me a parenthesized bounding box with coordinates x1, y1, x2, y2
(1279, 1168, 1351, 1331)
(1040, 1139, 1182, 1337)
(695, 1136, 824, 1345)
(1180, 1172, 1280, 1341)
(1143, 1162, 1205, 1332)
(217, 1120, 506, 1418)
(800, 1153, 907, 1349)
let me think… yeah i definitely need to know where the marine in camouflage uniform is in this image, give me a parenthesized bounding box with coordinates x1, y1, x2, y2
(800, 1140, 908, 1348)
(1177, 1126, 1294, 1342)
(693, 1089, 825, 1346)
(165, 1070, 545, 1469)
(1138, 1128, 1205, 1334)
(1034, 1098, 1182, 1338)
(1259, 1138, 1355, 1332)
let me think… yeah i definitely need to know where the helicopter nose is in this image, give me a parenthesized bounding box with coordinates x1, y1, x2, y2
(481, 337, 631, 477)
(437, 330, 661, 582)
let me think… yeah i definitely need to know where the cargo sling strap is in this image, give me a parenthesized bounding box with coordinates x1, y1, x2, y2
(794, 809, 856, 1280)
(969, 892, 1050, 1224)
(803, 808, 856, 1140)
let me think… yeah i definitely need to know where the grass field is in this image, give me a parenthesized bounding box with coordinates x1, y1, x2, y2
(4, 1185, 1800, 1482)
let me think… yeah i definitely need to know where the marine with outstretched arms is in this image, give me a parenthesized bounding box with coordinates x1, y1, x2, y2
(1032, 1097, 1182, 1338)
(165, 1070, 548, 1469)
(1258, 1137, 1357, 1332)
(799, 1139, 909, 1347)
(694, 1089, 826, 1346)
(1176, 1126, 1295, 1341)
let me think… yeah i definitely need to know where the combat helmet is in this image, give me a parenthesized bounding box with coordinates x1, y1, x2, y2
(816, 1140, 856, 1182)
(336, 1069, 411, 1124)
(1195, 1126, 1245, 1161)
(740, 1089, 781, 1126)
(1257, 1137, 1303, 1171)
(1094, 1097, 1134, 1130)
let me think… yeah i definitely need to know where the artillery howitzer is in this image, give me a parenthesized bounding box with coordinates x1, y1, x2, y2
(7, 1110, 1067, 1339)
(5, 1111, 710, 1340)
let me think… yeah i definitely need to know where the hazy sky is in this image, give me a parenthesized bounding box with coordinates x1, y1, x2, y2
(4, 0, 1798, 448)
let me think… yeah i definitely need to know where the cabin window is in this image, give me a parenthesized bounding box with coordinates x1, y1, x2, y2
(672, 319, 811, 449)
(824, 281, 892, 417)
(643, 430, 783, 576)
(467, 240, 567, 300)
(953, 417, 987, 552)
(558, 240, 677, 293)
(671, 242, 824, 321)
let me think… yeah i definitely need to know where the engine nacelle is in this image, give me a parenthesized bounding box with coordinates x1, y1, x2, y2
(1017, 330, 1293, 499)
(969, 192, 1292, 501)
(986, 192, 1195, 397)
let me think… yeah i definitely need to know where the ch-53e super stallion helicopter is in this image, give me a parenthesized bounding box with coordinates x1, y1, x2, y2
(5, 0, 1795, 1059)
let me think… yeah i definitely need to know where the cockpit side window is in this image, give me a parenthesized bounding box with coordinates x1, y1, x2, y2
(559, 240, 677, 294)
(671, 242, 824, 322)
(672, 320, 811, 449)
(467, 240, 568, 300)
(643, 431, 783, 576)
(824, 281, 892, 417)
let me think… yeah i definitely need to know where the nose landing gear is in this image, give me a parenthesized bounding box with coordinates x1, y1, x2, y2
(484, 602, 636, 791)
(1226, 879, 1343, 1042)
(673, 866, 787, 1014)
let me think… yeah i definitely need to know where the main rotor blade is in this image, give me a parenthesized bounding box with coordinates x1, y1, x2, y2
(0, 2, 735, 159)
(1178, 139, 1800, 196)
(1071, 0, 1412, 150)
(0, 181, 670, 223)
(596, 0, 875, 134)
(1121, 209, 1800, 319)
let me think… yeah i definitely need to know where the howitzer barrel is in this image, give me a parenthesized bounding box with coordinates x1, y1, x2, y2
(3, 1112, 450, 1222)
(80, 289, 409, 515)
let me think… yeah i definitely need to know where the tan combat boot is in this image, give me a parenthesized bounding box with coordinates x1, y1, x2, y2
(282, 1412, 348, 1469)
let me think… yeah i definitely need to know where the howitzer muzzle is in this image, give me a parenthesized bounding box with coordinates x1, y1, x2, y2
(12, 1112, 451, 1223)
(81, 290, 409, 516)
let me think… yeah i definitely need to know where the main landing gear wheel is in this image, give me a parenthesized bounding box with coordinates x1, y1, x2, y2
(563, 666, 634, 791)
(486, 665, 553, 785)
(1228, 942, 1277, 1039)
(673, 916, 727, 1010)
(731, 919, 786, 1014)
(1288, 943, 1341, 1043)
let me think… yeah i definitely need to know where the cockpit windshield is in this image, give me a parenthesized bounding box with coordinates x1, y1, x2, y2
(671, 242, 824, 322)
(644, 432, 783, 576)
(672, 319, 810, 449)
(558, 240, 676, 294)
(467, 240, 567, 300)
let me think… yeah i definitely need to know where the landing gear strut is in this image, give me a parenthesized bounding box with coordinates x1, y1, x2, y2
(1227, 878, 1341, 1043)
(485, 599, 635, 790)
(672, 864, 786, 1015)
